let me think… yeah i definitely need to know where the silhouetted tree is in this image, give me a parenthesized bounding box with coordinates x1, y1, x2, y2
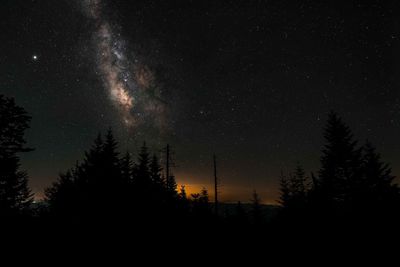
(0, 95, 32, 154)
(102, 129, 124, 207)
(251, 190, 263, 225)
(278, 165, 309, 223)
(360, 141, 399, 217)
(311, 112, 362, 216)
(279, 171, 290, 208)
(179, 185, 187, 200)
(46, 130, 129, 222)
(166, 174, 177, 196)
(121, 152, 134, 184)
(191, 188, 211, 219)
(133, 142, 151, 191)
(290, 164, 308, 210)
(293, 165, 307, 197)
(199, 187, 209, 206)
(0, 95, 33, 217)
(130, 142, 151, 210)
(45, 168, 79, 220)
(150, 155, 164, 189)
(177, 185, 190, 215)
(149, 154, 167, 212)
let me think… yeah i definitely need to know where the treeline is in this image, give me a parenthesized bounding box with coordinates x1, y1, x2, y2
(0, 94, 217, 228)
(277, 113, 400, 226)
(44, 130, 214, 226)
(1, 93, 400, 232)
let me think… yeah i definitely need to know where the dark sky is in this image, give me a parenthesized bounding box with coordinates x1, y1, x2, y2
(1, 0, 400, 203)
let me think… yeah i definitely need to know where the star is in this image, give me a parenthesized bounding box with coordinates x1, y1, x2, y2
(32, 55, 38, 61)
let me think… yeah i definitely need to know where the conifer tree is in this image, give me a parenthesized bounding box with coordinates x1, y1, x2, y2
(279, 171, 290, 208)
(314, 112, 362, 214)
(251, 190, 263, 225)
(121, 152, 134, 184)
(0, 95, 33, 217)
(361, 141, 399, 210)
(150, 155, 164, 188)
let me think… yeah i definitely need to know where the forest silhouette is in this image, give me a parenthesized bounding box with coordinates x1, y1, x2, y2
(1, 93, 400, 239)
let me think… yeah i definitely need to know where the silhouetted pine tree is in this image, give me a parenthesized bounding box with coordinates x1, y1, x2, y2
(149, 154, 167, 213)
(131, 142, 155, 219)
(361, 141, 399, 216)
(312, 112, 362, 216)
(121, 152, 134, 184)
(102, 130, 124, 206)
(0, 155, 33, 217)
(150, 155, 164, 189)
(0, 95, 33, 217)
(290, 164, 308, 210)
(251, 190, 263, 225)
(199, 187, 209, 206)
(0, 95, 32, 154)
(279, 171, 290, 208)
(293, 165, 307, 196)
(278, 165, 309, 223)
(179, 185, 187, 200)
(191, 188, 211, 219)
(81, 133, 104, 187)
(166, 174, 177, 196)
(80, 133, 107, 219)
(45, 168, 79, 220)
(177, 185, 190, 214)
(103, 129, 122, 183)
(46, 130, 128, 222)
(133, 142, 151, 190)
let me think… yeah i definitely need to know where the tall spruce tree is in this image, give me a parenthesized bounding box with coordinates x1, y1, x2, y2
(46, 130, 126, 221)
(279, 171, 291, 208)
(361, 141, 399, 210)
(314, 112, 362, 215)
(121, 152, 134, 184)
(133, 142, 151, 193)
(45, 169, 79, 219)
(0, 95, 33, 217)
(150, 155, 164, 189)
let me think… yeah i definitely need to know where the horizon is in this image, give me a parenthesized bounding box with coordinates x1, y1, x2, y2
(2, 0, 400, 205)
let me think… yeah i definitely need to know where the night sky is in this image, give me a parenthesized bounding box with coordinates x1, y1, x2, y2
(1, 0, 400, 203)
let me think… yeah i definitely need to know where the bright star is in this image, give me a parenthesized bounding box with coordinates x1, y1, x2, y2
(32, 55, 38, 61)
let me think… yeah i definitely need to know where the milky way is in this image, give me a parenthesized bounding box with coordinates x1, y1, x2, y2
(81, 0, 167, 131)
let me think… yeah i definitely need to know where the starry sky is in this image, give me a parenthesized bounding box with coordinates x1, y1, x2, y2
(1, 0, 400, 203)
